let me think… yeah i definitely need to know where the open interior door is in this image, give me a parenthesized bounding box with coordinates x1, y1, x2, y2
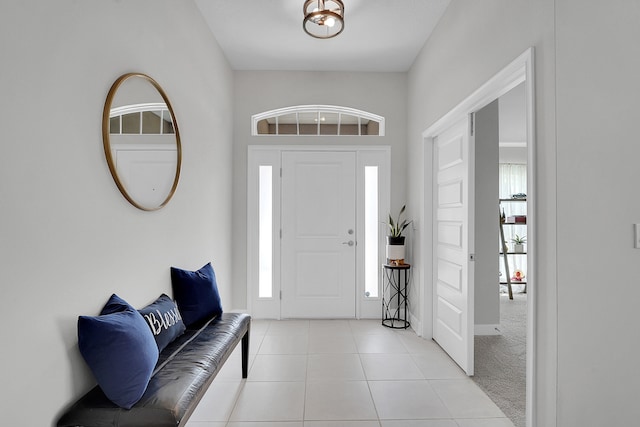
(432, 114, 475, 375)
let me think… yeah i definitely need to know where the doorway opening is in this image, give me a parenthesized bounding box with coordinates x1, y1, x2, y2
(421, 48, 535, 427)
(472, 82, 528, 427)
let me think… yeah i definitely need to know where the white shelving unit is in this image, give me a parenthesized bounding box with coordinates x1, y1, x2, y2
(499, 198, 527, 300)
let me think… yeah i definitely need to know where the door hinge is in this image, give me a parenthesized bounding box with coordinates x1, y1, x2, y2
(280, 167, 282, 177)
(469, 253, 475, 261)
(280, 229, 282, 239)
(279, 290, 282, 300)
(470, 113, 475, 136)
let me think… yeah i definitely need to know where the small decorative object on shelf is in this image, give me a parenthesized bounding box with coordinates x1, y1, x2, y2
(512, 269, 525, 281)
(511, 234, 526, 253)
(511, 193, 527, 199)
(505, 215, 527, 224)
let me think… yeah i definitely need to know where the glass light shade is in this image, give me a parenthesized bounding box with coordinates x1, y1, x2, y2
(303, 0, 344, 39)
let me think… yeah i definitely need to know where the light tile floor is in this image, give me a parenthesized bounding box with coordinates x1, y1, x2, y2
(187, 319, 514, 427)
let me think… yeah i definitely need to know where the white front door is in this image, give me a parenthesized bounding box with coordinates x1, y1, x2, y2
(281, 151, 357, 318)
(433, 115, 475, 375)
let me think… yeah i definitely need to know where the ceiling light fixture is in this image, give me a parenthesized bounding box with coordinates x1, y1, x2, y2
(303, 0, 344, 39)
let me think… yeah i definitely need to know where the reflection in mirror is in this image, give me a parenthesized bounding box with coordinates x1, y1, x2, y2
(102, 73, 181, 211)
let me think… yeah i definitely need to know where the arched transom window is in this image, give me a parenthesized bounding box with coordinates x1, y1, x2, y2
(109, 103, 175, 135)
(252, 105, 385, 136)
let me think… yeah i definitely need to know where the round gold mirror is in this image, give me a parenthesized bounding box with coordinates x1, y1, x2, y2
(102, 73, 181, 211)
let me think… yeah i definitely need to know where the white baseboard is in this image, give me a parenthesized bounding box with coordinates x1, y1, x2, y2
(409, 312, 422, 336)
(474, 324, 502, 335)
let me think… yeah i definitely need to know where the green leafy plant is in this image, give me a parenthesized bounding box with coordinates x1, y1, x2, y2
(388, 204, 412, 237)
(511, 234, 526, 245)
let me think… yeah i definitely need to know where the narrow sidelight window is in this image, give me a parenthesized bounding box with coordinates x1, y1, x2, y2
(364, 166, 379, 298)
(258, 166, 273, 298)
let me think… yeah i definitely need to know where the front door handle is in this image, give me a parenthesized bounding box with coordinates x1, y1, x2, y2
(342, 240, 355, 247)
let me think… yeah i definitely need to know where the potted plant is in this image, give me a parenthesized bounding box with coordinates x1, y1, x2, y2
(511, 234, 526, 253)
(386, 205, 411, 264)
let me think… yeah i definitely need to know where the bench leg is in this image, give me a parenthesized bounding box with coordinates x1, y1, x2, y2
(241, 327, 250, 378)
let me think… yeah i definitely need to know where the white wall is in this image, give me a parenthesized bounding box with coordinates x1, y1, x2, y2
(474, 100, 500, 329)
(0, 2, 234, 425)
(499, 82, 528, 164)
(231, 71, 407, 310)
(499, 82, 527, 144)
(407, 0, 557, 424)
(499, 146, 527, 164)
(409, 0, 640, 425)
(555, 1, 640, 425)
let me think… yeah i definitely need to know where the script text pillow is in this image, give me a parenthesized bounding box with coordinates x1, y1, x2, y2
(138, 293, 186, 352)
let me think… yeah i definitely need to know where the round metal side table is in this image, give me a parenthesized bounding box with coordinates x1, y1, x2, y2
(381, 263, 411, 329)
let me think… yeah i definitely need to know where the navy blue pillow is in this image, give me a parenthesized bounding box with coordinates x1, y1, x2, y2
(138, 293, 186, 352)
(171, 262, 223, 327)
(77, 294, 159, 409)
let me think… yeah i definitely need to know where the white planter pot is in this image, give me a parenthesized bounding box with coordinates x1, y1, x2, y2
(386, 244, 405, 262)
(514, 243, 524, 253)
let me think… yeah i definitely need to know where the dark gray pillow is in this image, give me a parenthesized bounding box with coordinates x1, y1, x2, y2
(138, 293, 186, 352)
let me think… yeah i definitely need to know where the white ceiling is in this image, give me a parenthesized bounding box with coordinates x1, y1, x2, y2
(194, 0, 451, 72)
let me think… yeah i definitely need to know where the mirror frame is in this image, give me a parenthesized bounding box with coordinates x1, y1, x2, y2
(102, 73, 182, 211)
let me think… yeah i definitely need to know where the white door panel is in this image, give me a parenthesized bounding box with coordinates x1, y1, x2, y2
(433, 116, 474, 375)
(281, 151, 356, 318)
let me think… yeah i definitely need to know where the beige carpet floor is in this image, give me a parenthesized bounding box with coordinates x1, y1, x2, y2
(473, 292, 527, 427)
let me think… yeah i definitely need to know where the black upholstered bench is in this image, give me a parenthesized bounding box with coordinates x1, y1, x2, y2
(57, 312, 251, 427)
